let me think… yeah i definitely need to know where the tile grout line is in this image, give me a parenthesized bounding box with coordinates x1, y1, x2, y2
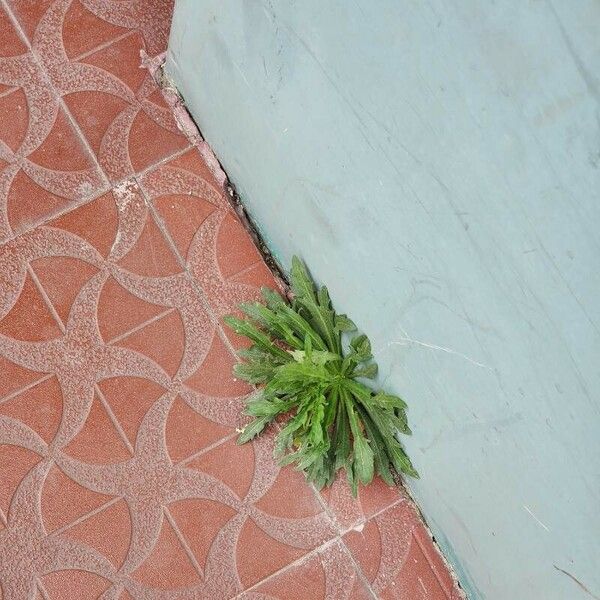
(50, 495, 121, 537)
(176, 431, 238, 467)
(71, 30, 136, 63)
(163, 506, 205, 580)
(36, 579, 51, 600)
(413, 526, 457, 598)
(0, 144, 193, 248)
(0, 85, 18, 99)
(0, 373, 54, 406)
(107, 307, 175, 345)
(339, 537, 380, 600)
(232, 537, 342, 599)
(311, 488, 382, 599)
(27, 264, 66, 334)
(227, 259, 264, 282)
(335, 495, 418, 600)
(5, 181, 112, 242)
(94, 383, 135, 456)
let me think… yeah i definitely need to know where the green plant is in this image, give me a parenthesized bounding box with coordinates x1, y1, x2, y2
(224, 257, 418, 495)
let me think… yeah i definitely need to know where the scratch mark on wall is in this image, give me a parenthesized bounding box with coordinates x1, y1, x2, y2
(522, 505, 550, 532)
(380, 338, 491, 369)
(554, 565, 600, 600)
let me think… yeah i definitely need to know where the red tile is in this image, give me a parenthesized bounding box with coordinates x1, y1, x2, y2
(0, 445, 41, 517)
(81, 32, 148, 96)
(152, 191, 216, 260)
(183, 434, 337, 590)
(41, 464, 113, 533)
(30, 256, 98, 324)
(60, 499, 132, 569)
(0, 356, 46, 400)
(236, 517, 309, 589)
(97, 376, 166, 447)
(42, 570, 111, 600)
(0, 89, 29, 152)
(242, 541, 371, 600)
(63, 33, 188, 182)
(343, 501, 456, 600)
(215, 212, 262, 279)
(139, 148, 231, 260)
(128, 90, 190, 172)
(48, 191, 118, 257)
(238, 459, 335, 588)
(132, 515, 201, 589)
(413, 524, 461, 599)
(5, 105, 104, 233)
(63, 392, 132, 464)
(97, 276, 169, 342)
(28, 109, 95, 172)
(0, 271, 62, 342)
(12, 0, 176, 58)
(117, 216, 182, 277)
(114, 309, 184, 377)
(165, 395, 231, 463)
(7, 170, 75, 235)
(161, 147, 226, 194)
(7, 0, 127, 56)
(184, 330, 250, 398)
(3, 0, 53, 43)
(321, 472, 406, 531)
(0, 7, 28, 58)
(169, 498, 237, 574)
(185, 437, 255, 500)
(0, 375, 62, 444)
(254, 466, 325, 520)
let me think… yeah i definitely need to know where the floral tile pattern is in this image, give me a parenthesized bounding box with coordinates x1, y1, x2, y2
(0, 1, 461, 598)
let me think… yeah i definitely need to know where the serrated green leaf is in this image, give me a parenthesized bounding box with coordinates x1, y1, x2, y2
(317, 285, 332, 310)
(352, 434, 375, 486)
(335, 314, 357, 332)
(373, 393, 408, 411)
(261, 286, 286, 309)
(353, 362, 378, 379)
(266, 361, 332, 396)
(233, 361, 275, 384)
(333, 399, 351, 471)
(350, 334, 372, 361)
(290, 256, 316, 302)
(323, 387, 339, 429)
(357, 405, 394, 485)
(390, 408, 412, 435)
(387, 439, 419, 478)
(223, 316, 290, 361)
(238, 416, 271, 444)
(296, 297, 338, 354)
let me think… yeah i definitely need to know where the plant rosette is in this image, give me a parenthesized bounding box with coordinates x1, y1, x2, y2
(224, 257, 418, 495)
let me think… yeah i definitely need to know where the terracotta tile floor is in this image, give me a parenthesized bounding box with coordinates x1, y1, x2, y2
(0, 1, 462, 598)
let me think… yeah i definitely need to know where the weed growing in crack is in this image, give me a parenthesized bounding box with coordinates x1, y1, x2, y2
(225, 257, 418, 495)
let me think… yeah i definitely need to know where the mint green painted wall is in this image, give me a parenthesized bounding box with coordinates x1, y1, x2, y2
(166, 1, 600, 598)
